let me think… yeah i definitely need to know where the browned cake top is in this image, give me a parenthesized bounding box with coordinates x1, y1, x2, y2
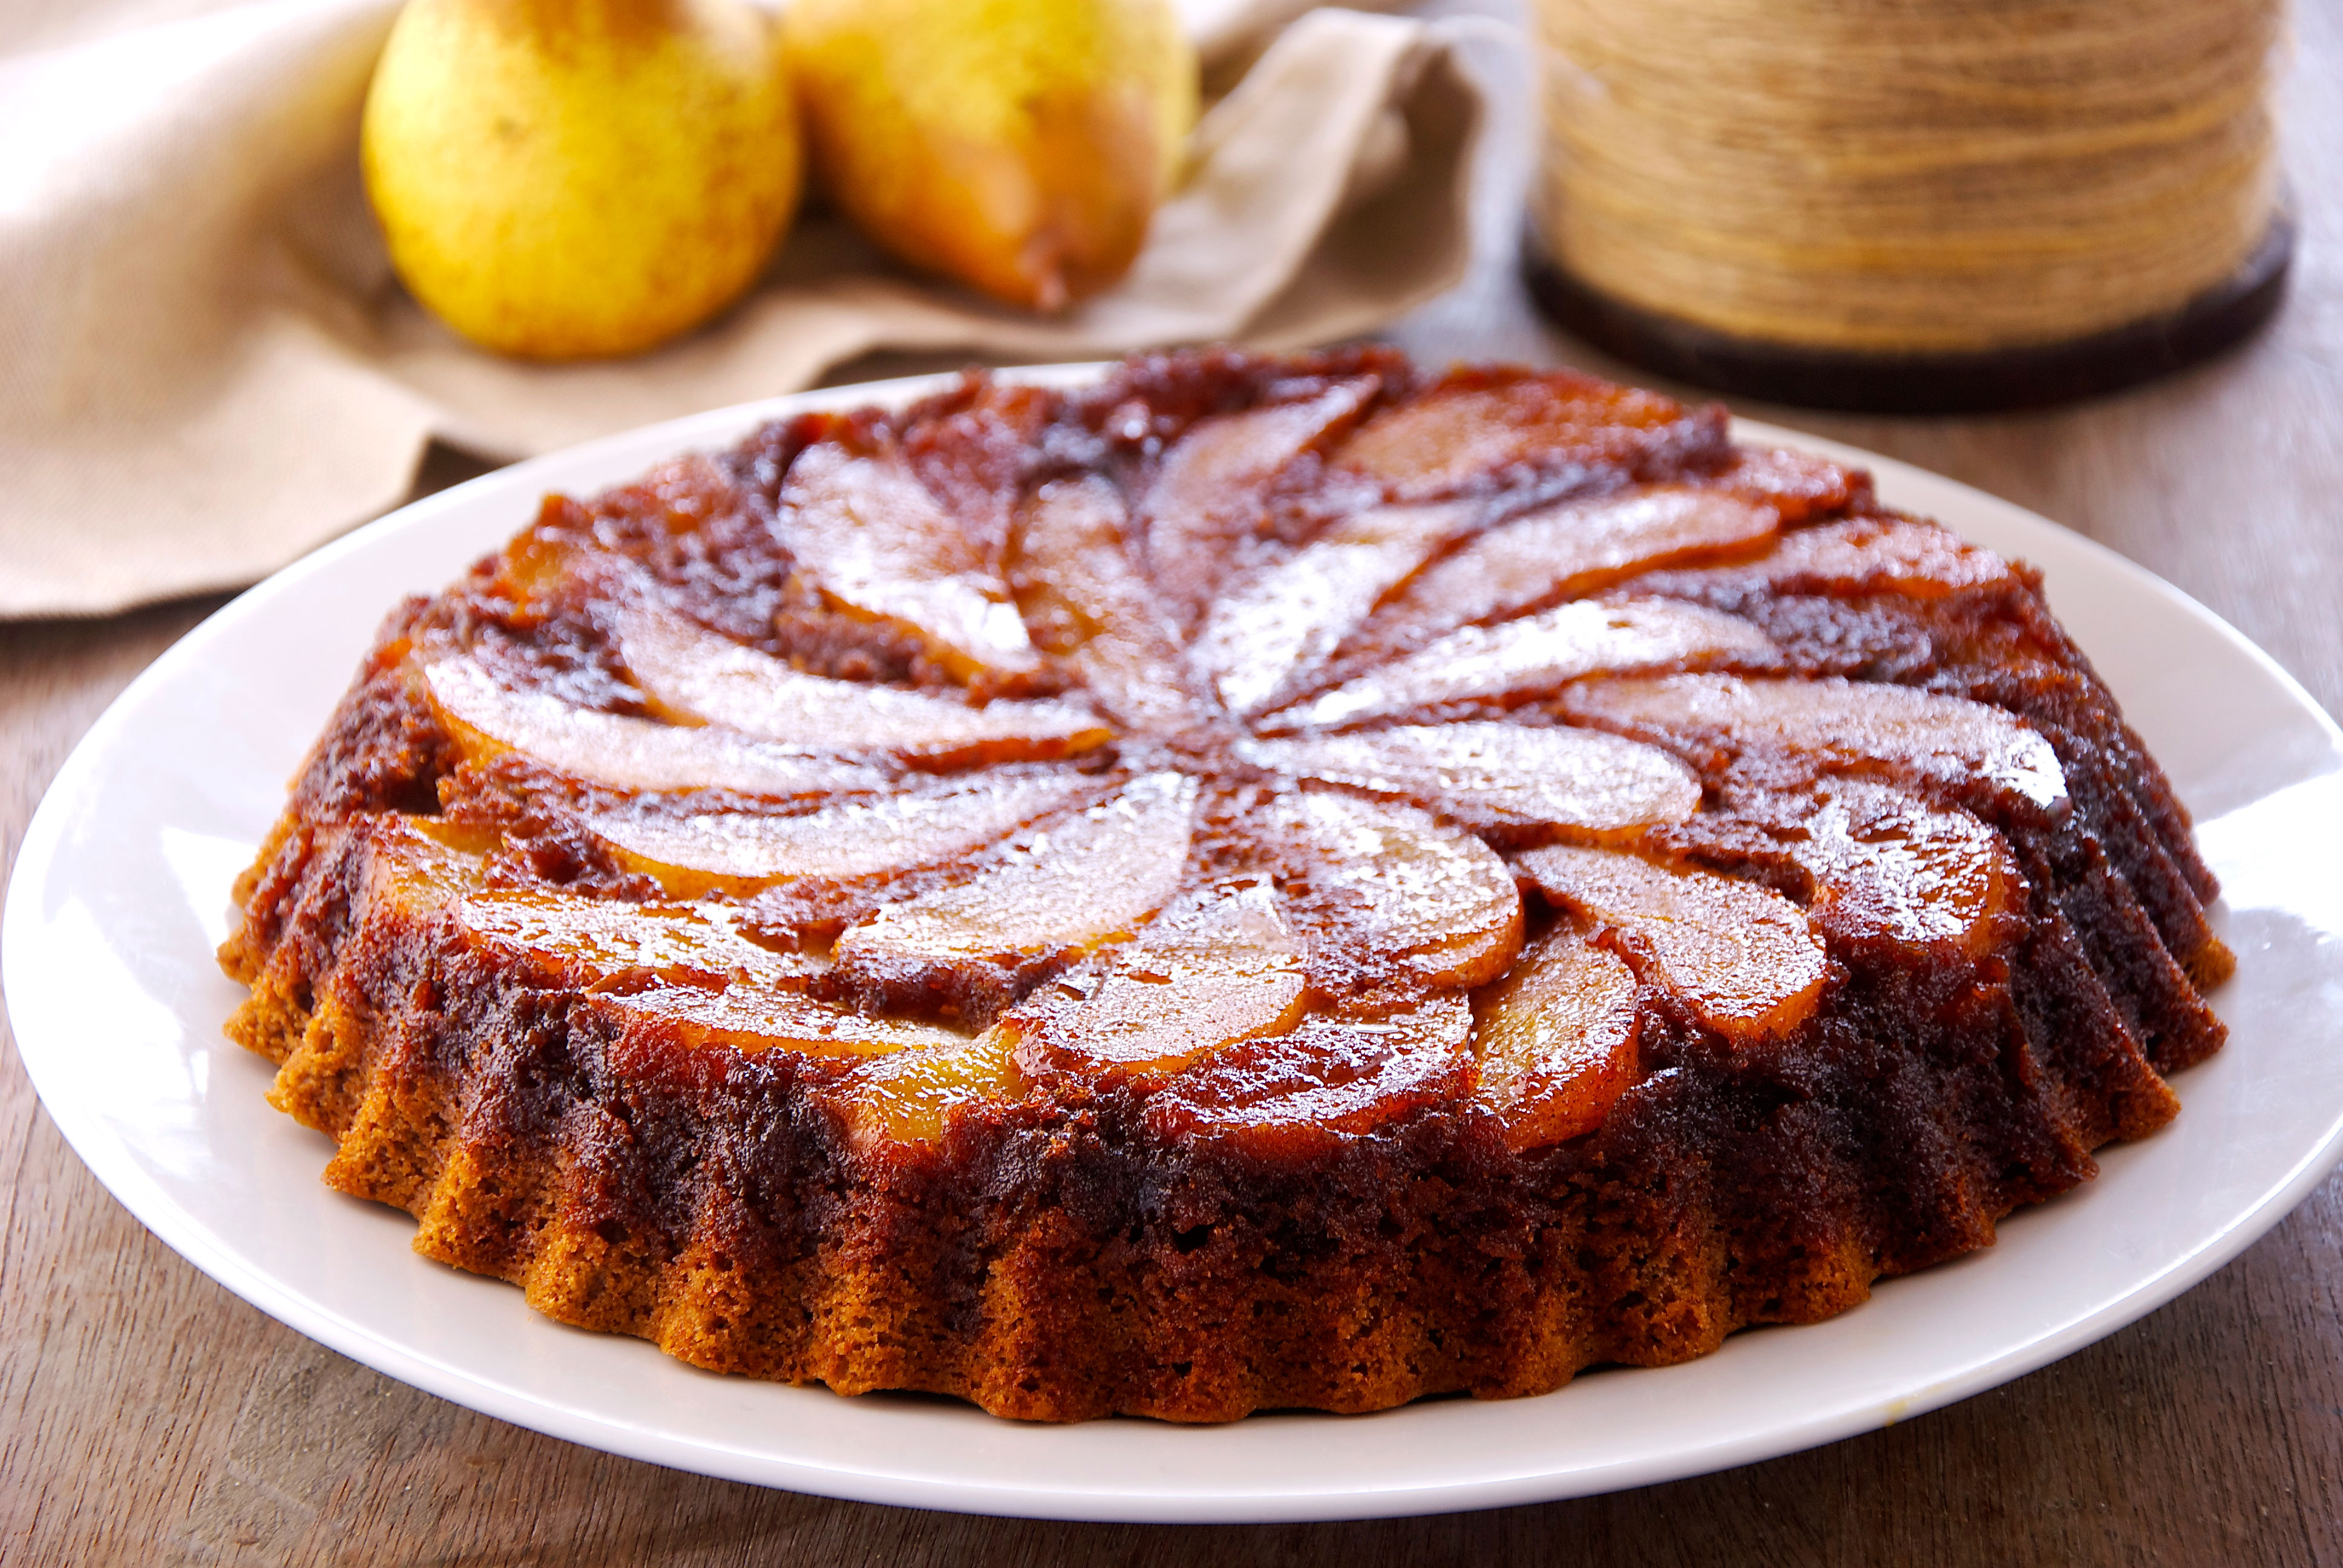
(249, 347, 2224, 1166)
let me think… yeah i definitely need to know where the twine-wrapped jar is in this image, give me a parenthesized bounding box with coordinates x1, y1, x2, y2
(1524, 0, 2290, 411)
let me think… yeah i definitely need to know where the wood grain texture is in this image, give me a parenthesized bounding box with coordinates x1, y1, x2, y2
(5, 2, 2342, 1560)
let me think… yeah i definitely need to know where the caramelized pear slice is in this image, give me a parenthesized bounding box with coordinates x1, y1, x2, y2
(1141, 379, 1379, 628)
(1731, 517, 2013, 599)
(778, 443, 1038, 681)
(585, 772, 1107, 898)
(1239, 722, 1700, 834)
(1145, 994, 1473, 1156)
(372, 816, 494, 904)
(833, 770, 1198, 972)
(418, 653, 890, 799)
(1002, 881, 1309, 1080)
(1272, 789, 1522, 989)
(452, 892, 827, 991)
(454, 886, 967, 1062)
(1561, 674, 2068, 812)
(1790, 784, 2020, 956)
(603, 984, 972, 1059)
(1011, 474, 1202, 732)
(1472, 921, 1642, 1149)
(613, 601, 1110, 765)
(834, 1031, 1023, 1151)
(1277, 598, 1774, 731)
(1331, 373, 1693, 501)
(1371, 485, 1777, 643)
(1193, 502, 1471, 716)
(1515, 844, 1829, 1046)
(1711, 446, 1867, 521)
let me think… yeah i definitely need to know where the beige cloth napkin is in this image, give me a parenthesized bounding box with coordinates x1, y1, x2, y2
(0, 0, 1484, 618)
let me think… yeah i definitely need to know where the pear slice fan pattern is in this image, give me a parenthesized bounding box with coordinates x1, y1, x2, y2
(221, 351, 2230, 1422)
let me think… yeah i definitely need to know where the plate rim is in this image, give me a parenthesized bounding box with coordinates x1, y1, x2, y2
(10, 364, 2343, 1523)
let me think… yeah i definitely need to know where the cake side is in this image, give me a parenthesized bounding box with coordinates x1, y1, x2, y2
(226, 809, 2177, 1420)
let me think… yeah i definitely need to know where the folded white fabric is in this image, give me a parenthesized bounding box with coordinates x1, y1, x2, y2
(0, 0, 1483, 618)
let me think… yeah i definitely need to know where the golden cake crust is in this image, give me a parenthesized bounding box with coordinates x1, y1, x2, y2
(220, 348, 2226, 1422)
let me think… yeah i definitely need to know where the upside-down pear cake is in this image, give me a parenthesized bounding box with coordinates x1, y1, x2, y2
(220, 348, 2231, 1422)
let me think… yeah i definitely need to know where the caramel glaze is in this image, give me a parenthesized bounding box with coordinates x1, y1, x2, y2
(221, 347, 2227, 1422)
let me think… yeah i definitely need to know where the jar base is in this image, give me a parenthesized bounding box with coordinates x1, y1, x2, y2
(1521, 218, 2294, 416)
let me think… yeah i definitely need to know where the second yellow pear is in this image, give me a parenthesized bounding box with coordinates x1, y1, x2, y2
(784, 0, 1196, 313)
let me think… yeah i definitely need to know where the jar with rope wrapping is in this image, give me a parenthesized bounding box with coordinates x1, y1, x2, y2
(1522, 0, 2292, 412)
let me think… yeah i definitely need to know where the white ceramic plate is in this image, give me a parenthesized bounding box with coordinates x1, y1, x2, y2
(11, 368, 2343, 1524)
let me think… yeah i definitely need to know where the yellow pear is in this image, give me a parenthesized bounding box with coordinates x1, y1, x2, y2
(362, 0, 801, 361)
(783, 0, 1196, 313)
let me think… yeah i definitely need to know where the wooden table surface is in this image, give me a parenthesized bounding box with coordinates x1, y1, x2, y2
(8, 5, 2343, 1561)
